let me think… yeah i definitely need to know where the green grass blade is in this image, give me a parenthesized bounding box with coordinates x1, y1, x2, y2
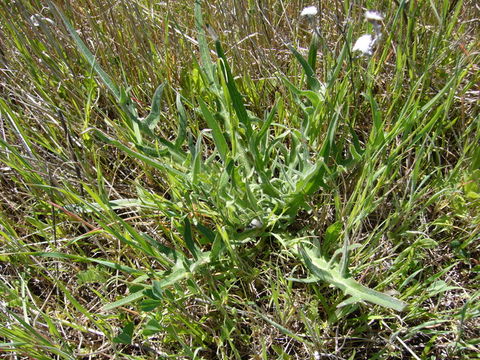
(31, 252, 143, 275)
(51, 2, 120, 100)
(93, 129, 185, 176)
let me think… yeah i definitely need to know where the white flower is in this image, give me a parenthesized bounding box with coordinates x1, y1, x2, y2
(352, 34, 374, 56)
(30, 14, 54, 27)
(246, 218, 263, 230)
(365, 10, 384, 22)
(300, 6, 318, 17)
(365, 10, 384, 38)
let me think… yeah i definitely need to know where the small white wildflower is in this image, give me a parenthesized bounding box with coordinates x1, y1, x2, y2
(365, 10, 384, 22)
(30, 15, 41, 27)
(365, 10, 384, 40)
(300, 6, 318, 17)
(313, 351, 321, 360)
(30, 14, 54, 27)
(352, 34, 374, 56)
(246, 218, 263, 230)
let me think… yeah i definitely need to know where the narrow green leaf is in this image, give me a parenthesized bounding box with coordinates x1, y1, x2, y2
(318, 110, 340, 160)
(287, 159, 328, 213)
(192, 132, 203, 184)
(194, 0, 216, 87)
(209, 233, 224, 262)
(300, 246, 407, 312)
(288, 44, 321, 91)
(152, 280, 164, 299)
(196, 222, 216, 244)
(183, 217, 198, 260)
(143, 83, 166, 131)
(198, 98, 229, 162)
(256, 103, 277, 149)
(327, 41, 348, 88)
(103, 290, 146, 311)
(175, 94, 188, 148)
(339, 231, 350, 277)
(215, 40, 253, 136)
(337, 296, 362, 308)
(307, 33, 319, 72)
